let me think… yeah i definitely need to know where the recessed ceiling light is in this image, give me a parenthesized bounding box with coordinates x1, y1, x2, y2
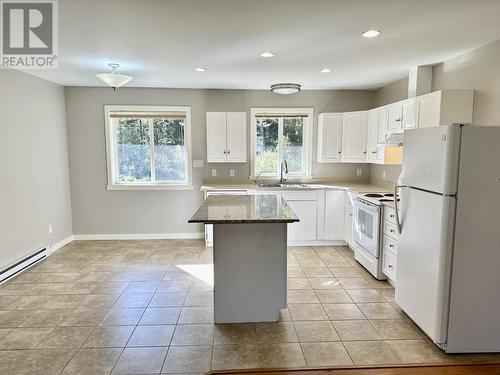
(320, 68, 332, 73)
(260, 52, 274, 58)
(362, 30, 380, 38)
(194, 67, 207, 72)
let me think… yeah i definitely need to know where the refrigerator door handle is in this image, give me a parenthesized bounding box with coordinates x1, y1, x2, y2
(394, 185, 406, 234)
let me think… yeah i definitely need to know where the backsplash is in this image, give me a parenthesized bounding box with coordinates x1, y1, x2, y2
(202, 163, 371, 184)
(370, 164, 402, 185)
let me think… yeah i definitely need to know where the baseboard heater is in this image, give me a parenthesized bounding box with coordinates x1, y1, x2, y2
(0, 248, 48, 284)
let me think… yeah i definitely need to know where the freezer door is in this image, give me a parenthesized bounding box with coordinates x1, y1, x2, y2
(401, 124, 462, 195)
(395, 187, 456, 345)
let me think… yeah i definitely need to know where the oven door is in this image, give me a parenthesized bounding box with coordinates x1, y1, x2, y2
(354, 198, 380, 258)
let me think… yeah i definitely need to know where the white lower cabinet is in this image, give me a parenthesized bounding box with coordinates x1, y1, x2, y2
(344, 191, 356, 247)
(281, 190, 318, 241)
(286, 200, 318, 241)
(382, 248, 397, 281)
(382, 205, 399, 283)
(324, 191, 345, 240)
(205, 188, 354, 246)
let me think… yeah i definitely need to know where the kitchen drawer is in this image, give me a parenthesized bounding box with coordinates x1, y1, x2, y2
(383, 220, 400, 240)
(280, 190, 317, 201)
(382, 249, 397, 281)
(383, 234, 398, 253)
(384, 206, 397, 225)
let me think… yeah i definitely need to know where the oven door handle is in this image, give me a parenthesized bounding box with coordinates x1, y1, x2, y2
(394, 185, 406, 234)
(356, 199, 379, 212)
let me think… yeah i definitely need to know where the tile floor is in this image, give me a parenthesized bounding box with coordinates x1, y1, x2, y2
(0, 240, 499, 374)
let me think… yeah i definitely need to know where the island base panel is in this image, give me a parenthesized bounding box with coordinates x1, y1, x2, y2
(213, 223, 287, 323)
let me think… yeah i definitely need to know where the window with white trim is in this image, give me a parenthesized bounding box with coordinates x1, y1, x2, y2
(105, 106, 192, 190)
(250, 108, 313, 178)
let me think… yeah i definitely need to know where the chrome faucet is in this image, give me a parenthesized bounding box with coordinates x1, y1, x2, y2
(280, 160, 288, 183)
(254, 171, 263, 185)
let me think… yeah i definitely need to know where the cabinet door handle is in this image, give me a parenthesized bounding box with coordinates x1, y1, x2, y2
(388, 264, 394, 269)
(363, 151, 367, 154)
(338, 151, 342, 154)
(372, 151, 377, 154)
(389, 244, 394, 248)
(223, 150, 227, 154)
(390, 214, 395, 218)
(390, 229, 395, 233)
(227, 150, 230, 154)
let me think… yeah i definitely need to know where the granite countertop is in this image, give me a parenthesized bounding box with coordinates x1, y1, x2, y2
(188, 195, 300, 224)
(200, 182, 393, 194)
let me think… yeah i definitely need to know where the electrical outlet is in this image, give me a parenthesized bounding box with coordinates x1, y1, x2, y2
(48, 225, 53, 234)
(229, 169, 235, 177)
(193, 160, 204, 168)
(211, 169, 217, 177)
(356, 168, 362, 177)
(382, 170, 387, 180)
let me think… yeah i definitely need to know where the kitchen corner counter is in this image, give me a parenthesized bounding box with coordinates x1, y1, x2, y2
(199, 181, 394, 194)
(188, 194, 299, 224)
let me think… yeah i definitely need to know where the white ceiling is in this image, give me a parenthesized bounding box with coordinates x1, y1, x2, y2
(28, 0, 500, 90)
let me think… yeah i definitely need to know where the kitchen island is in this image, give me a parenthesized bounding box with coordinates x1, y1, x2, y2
(189, 194, 299, 323)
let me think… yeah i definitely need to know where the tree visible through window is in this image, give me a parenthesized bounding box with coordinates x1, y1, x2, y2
(108, 107, 190, 186)
(255, 116, 305, 176)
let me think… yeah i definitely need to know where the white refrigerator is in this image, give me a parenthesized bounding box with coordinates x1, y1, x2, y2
(394, 124, 500, 353)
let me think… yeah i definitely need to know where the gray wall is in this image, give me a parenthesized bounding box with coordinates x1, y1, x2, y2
(0, 70, 72, 270)
(65, 87, 375, 236)
(373, 77, 408, 107)
(369, 38, 500, 185)
(433, 39, 500, 126)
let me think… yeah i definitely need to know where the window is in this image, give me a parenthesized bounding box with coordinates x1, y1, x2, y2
(250, 108, 313, 178)
(105, 106, 192, 190)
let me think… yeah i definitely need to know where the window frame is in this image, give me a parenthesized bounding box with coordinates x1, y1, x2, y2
(250, 107, 314, 179)
(104, 105, 193, 190)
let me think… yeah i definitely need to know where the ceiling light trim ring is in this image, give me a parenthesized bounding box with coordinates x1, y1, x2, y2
(270, 83, 301, 95)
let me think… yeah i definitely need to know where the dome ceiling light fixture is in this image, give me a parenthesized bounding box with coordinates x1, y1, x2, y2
(362, 29, 381, 38)
(270, 83, 301, 95)
(96, 63, 133, 90)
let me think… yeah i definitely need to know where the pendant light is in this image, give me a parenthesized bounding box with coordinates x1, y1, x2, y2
(271, 83, 301, 95)
(96, 63, 133, 90)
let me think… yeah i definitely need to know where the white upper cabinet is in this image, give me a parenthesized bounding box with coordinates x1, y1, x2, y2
(207, 112, 228, 162)
(402, 98, 417, 130)
(416, 90, 474, 128)
(367, 106, 388, 164)
(226, 112, 247, 162)
(206, 112, 247, 163)
(387, 98, 416, 133)
(317, 113, 342, 163)
(367, 109, 379, 162)
(341, 111, 368, 162)
(387, 102, 403, 134)
(377, 106, 388, 144)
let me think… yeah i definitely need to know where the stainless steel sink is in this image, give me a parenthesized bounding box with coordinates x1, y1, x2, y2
(258, 183, 310, 189)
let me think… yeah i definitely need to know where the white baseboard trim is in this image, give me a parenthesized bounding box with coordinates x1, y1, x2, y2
(49, 235, 74, 254)
(288, 240, 347, 247)
(73, 233, 204, 241)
